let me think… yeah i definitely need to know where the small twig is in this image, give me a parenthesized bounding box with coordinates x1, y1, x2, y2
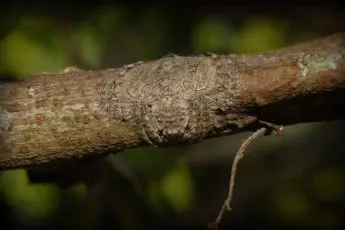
(209, 127, 267, 230)
(258, 120, 284, 137)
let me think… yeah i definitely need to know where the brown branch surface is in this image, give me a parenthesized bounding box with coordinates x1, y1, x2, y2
(0, 32, 345, 169)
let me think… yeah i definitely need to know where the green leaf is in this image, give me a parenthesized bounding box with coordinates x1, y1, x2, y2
(192, 18, 233, 53)
(0, 30, 67, 75)
(160, 159, 196, 212)
(71, 26, 103, 68)
(231, 17, 289, 53)
(0, 170, 60, 219)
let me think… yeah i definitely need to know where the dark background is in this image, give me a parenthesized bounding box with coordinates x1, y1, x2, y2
(1, 1, 345, 229)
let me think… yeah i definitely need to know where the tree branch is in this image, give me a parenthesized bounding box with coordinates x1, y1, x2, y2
(0, 32, 344, 169)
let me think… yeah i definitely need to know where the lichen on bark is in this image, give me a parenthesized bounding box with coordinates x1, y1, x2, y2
(0, 106, 10, 132)
(299, 48, 345, 77)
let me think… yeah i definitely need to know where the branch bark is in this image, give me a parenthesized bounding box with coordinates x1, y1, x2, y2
(1, 32, 345, 169)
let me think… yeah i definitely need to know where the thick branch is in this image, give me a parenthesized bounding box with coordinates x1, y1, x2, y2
(0, 32, 344, 169)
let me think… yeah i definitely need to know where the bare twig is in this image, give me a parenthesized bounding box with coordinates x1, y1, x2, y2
(209, 128, 267, 230)
(258, 121, 284, 136)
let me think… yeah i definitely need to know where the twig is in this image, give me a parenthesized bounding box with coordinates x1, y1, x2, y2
(258, 121, 284, 137)
(208, 127, 267, 230)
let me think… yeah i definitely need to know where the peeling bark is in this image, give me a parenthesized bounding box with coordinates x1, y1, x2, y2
(0, 32, 344, 169)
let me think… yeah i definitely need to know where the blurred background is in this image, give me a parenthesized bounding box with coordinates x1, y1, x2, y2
(1, 1, 345, 229)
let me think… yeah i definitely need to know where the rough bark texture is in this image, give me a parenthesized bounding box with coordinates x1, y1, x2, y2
(0, 32, 345, 169)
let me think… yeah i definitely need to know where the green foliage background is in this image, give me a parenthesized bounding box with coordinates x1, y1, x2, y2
(0, 2, 344, 230)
